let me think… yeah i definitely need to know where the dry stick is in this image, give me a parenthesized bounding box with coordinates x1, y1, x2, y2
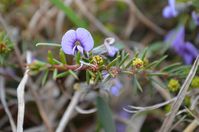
(0, 76, 17, 132)
(124, 0, 166, 35)
(17, 52, 31, 132)
(159, 56, 199, 132)
(56, 90, 82, 132)
(1, 12, 53, 131)
(183, 119, 199, 132)
(26, 81, 54, 132)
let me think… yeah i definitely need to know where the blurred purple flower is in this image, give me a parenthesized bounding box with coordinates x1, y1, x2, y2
(110, 78, 122, 96)
(116, 110, 130, 132)
(104, 38, 118, 57)
(61, 28, 94, 55)
(165, 25, 199, 64)
(102, 71, 122, 96)
(163, 0, 178, 18)
(192, 11, 199, 26)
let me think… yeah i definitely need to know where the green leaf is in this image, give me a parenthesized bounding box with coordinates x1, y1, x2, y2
(48, 50, 54, 64)
(107, 55, 121, 68)
(36, 43, 61, 47)
(147, 72, 167, 76)
(134, 76, 143, 92)
(75, 51, 81, 64)
(141, 48, 148, 60)
(59, 49, 67, 64)
(125, 58, 134, 68)
(148, 41, 169, 55)
(53, 58, 62, 64)
(69, 70, 79, 80)
(53, 69, 58, 80)
(42, 70, 49, 86)
(56, 71, 69, 78)
(86, 70, 90, 84)
(96, 96, 116, 132)
(119, 53, 129, 67)
(50, 0, 87, 27)
(192, 0, 199, 9)
(161, 63, 182, 72)
(145, 55, 167, 69)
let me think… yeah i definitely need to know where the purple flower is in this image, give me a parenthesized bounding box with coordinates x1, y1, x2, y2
(110, 78, 122, 96)
(61, 28, 94, 55)
(116, 110, 130, 132)
(104, 38, 118, 57)
(163, 0, 178, 18)
(192, 11, 199, 26)
(102, 71, 122, 96)
(165, 25, 199, 64)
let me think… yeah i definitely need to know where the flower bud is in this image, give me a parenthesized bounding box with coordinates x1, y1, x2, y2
(92, 55, 104, 65)
(132, 58, 144, 69)
(168, 79, 180, 92)
(191, 76, 199, 88)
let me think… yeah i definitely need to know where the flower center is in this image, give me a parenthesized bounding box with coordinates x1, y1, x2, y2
(75, 40, 81, 46)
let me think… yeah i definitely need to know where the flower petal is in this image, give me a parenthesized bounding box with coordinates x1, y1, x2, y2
(104, 43, 118, 57)
(183, 54, 193, 65)
(61, 29, 76, 55)
(162, 0, 178, 18)
(185, 42, 198, 57)
(76, 28, 94, 52)
(77, 45, 84, 54)
(192, 11, 199, 26)
(110, 79, 122, 96)
(172, 25, 185, 48)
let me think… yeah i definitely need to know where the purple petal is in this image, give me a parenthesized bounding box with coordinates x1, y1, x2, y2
(165, 25, 185, 50)
(110, 79, 122, 96)
(110, 86, 120, 96)
(169, 0, 176, 13)
(183, 54, 193, 65)
(104, 43, 118, 57)
(108, 47, 118, 57)
(116, 110, 130, 132)
(61, 29, 76, 55)
(192, 11, 199, 26)
(162, 0, 178, 18)
(76, 28, 94, 52)
(77, 45, 84, 54)
(172, 26, 184, 47)
(185, 42, 198, 57)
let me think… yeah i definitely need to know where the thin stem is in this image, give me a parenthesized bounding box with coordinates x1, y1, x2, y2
(183, 119, 199, 132)
(159, 56, 199, 132)
(55, 90, 82, 132)
(0, 76, 17, 132)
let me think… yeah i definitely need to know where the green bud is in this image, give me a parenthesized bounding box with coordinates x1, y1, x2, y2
(168, 79, 180, 92)
(191, 76, 199, 88)
(92, 55, 104, 65)
(132, 58, 144, 69)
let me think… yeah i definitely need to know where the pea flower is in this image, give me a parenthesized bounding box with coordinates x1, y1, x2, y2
(116, 110, 130, 132)
(102, 71, 122, 96)
(163, 0, 178, 18)
(110, 78, 123, 96)
(165, 25, 199, 64)
(61, 28, 94, 55)
(104, 38, 118, 57)
(192, 11, 199, 26)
